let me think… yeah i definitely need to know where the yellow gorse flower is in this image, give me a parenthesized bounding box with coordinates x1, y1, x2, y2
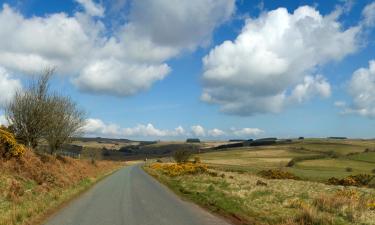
(150, 163, 208, 177)
(0, 127, 26, 158)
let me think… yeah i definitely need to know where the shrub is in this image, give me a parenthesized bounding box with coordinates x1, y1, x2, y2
(193, 156, 201, 164)
(327, 151, 339, 158)
(208, 171, 218, 177)
(173, 150, 192, 163)
(372, 168, 375, 174)
(328, 174, 374, 187)
(256, 180, 267, 186)
(368, 178, 375, 188)
(150, 163, 208, 177)
(286, 159, 295, 167)
(346, 167, 353, 172)
(258, 169, 299, 180)
(364, 148, 375, 153)
(0, 127, 26, 159)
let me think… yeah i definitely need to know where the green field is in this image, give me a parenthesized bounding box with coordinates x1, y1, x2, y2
(146, 138, 375, 225)
(197, 139, 375, 181)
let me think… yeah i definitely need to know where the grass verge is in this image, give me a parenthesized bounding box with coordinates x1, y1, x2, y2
(144, 163, 375, 225)
(0, 150, 124, 225)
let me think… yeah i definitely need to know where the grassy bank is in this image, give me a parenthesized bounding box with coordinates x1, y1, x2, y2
(145, 163, 375, 225)
(0, 150, 124, 225)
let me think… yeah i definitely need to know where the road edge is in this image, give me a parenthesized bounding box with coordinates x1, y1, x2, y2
(142, 165, 242, 225)
(31, 166, 125, 225)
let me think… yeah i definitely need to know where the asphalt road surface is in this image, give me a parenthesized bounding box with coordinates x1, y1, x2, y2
(44, 165, 232, 225)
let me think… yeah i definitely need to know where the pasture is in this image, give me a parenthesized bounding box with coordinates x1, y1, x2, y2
(197, 139, 375, 181)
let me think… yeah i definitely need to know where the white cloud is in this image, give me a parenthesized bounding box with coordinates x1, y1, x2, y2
(334, 101, 346, 107)
(0, 1, 235, 97)
(83, 118, 121, 137)
(0, 67, 21, 107)
(338, 60, 375, 118)
(75, 0, 105, 17)
(191, 125, 206, 137)
(201, 5, 360, 115)
(231, 128, 264, 137)
(289, 75, 331, 103)
(128, 0, 235, 49)
(83, 118, 265, 139)
(207, 128, 225, 137)
(174, 126, 185, 136)
(0, 114, 7, 126)
(73, 59, 171, 96)
(362, 1, 375, 27)
(83, 118, 186, 137)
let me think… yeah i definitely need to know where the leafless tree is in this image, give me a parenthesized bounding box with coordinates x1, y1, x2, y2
(6, 68, 86, 152)
(45, 95, 85, 154)
(6, 69, 55, 147)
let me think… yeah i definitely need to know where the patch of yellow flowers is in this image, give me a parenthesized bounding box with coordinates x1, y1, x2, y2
(368, 201, 375, 210)
(334, 189, 360, 201)
(150, 163, 208, 177)
(0, 127, 26, 158)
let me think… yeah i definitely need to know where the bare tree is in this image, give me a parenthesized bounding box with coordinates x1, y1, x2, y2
(6, 69, 54, 147)
(6, 68, 86, 152)
(45, 95, 85, 154)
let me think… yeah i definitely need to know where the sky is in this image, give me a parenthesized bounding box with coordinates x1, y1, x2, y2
(0, 0, 375, 140)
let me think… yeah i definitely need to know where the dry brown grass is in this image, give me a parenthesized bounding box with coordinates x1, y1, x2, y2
(0, 148, 124, 225)
(146, 164, 375, 225)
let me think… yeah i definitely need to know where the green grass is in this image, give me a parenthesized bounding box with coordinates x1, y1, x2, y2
(348, 152, 375, 163)
(197, 139, 375, 182)
(145, 165, 375, 225)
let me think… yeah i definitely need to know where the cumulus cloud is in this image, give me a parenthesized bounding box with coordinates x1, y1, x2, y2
(0, 0, 235, 96)
(231, 128, 264, 137)
(191, 125, 206, 137)
(73, 59, 171, 96)
(207, 128, 225, 137)
(75, 0, 105, 17)
(202, 5, 361, 115)
(83, 118, 187, 138)
(0, 67, 21, 107)
(289, 75, 331, 103)
(83, 118, 121, 137)
(128, 0, 235, 49)
(362, 1, 375, 27)
(83, 118, 264, 139)
(337, 60, 375, 118)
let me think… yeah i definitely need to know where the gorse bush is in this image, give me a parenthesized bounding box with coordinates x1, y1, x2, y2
(150, 163, 208, 177)
(328, 174, 374, 187)
(0, 127, 26, 159)
(258, 169, 299, 180)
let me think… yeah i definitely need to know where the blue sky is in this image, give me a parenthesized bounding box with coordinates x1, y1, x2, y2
(0, 0, 374, 140)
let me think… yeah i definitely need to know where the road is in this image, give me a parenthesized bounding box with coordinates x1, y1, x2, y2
(44, 165, 232, 225)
